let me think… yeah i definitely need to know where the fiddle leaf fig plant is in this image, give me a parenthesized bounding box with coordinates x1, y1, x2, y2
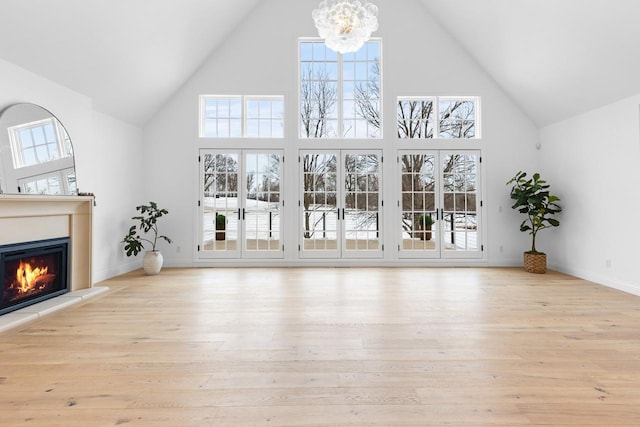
(506, 171, 561, 254)
(122, 201, 172, 257)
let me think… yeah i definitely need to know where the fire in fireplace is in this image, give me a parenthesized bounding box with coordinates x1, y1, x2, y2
(0, 237, 70, 316)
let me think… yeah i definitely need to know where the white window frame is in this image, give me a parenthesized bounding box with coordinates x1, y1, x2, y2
(199, 95, 284, 139)
(199, 95, 242, 138)
(18, 167, 77, 195)
(298, 149, 383, 259)
(398, 150, 482, 259)
(8, 118, 72, 169)
(397, 96, 481, 140)
(198, 149, 284, 260)
(245, 96, 285, 138)
(298, 38, 382, 140)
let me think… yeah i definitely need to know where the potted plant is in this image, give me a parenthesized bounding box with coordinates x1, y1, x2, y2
(215, 213, 226, 241)
(506, 171, 561, 273)
(122, 201, 172, 275)
(417, 213, 434, 241)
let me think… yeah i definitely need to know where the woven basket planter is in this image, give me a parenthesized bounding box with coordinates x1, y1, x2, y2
(523, 252, 546, 274)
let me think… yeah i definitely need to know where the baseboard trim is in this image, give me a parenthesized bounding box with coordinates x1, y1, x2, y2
(550, 263, 640, 297)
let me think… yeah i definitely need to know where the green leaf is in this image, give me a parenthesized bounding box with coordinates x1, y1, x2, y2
(122, 202, 172, 256)
(507, 171, 561, 248)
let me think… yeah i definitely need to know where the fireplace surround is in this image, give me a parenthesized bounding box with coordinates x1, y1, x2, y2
(0, 194, 96, 329)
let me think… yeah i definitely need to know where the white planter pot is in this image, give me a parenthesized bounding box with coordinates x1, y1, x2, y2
(142, 250, 163, 275)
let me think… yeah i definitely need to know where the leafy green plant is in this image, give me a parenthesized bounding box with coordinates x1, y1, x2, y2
(418, 213, 434, 228)
(122, 201, 172, 256)
(215, 214, 226, 229)
(215, 213, 226, 241)
(506, 171, 561, 254)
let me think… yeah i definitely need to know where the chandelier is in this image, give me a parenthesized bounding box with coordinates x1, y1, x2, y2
(312, 0, 379, 54)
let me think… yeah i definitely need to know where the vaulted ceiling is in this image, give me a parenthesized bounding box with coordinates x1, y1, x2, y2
(0, 0, 638, 128)
(0, 0, 260, 125)
(420, 0, 640, 127)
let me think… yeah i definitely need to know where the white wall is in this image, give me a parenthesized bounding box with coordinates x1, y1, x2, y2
(540, 95, 640, 295)
(89, 112, 145, 281)
(144, 0, 540, 267)
(0, 58, 145, 282)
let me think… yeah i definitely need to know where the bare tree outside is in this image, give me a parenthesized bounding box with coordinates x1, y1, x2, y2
(302, 154, 336, 239)
(352, 58, 381, 138)
(299, 41, 382, 240)
(345, 153, 380, 232)
(246, 154, 280, 203)
(298, 40, 478, 248)
(395, 97, 477, 241)
(397, 100, 434, 138)
(300, 66, 337, 139)
(299, 58, 338, 238)
(203, 154, 238, 196)
(439, 100, 476, 138)
(397, 97, 476, 140)
(400, 153, 477, 245)
(400, 154, 435, 238)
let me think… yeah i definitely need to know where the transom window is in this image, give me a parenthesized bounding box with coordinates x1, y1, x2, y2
(397, 97, 479, 139)
(200, 95, 284, 138)
(299, 39, 381, 139)
(246, 97, 285, 138)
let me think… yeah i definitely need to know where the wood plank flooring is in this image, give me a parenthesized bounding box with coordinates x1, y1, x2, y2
(1, 267, 639, 426)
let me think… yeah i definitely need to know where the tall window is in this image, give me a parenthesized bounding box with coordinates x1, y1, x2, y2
(299, 40, 381, 139)
(397, 97, 479, 139)
(200, 95, 284, 138)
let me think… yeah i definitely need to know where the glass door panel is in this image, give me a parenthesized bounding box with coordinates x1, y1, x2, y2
(299, 150, 382, 259)
(442, 152, 480, 258)
(199, 150, 283, 259)
(343, 152, 382, 258)
(300, 152, 339, 258)
(399, 153, 439, 258)
(201, 152, 240, 258)
(398, 150, 481, 259)
(244, 152, 282, 258)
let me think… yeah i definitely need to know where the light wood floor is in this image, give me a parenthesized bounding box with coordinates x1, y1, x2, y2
(1, 267, 640, 426)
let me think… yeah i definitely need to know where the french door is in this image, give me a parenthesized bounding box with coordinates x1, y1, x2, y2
(198, 150, 283, 259)
(399, 150, 481, 259)
(299, 150, 382, 259)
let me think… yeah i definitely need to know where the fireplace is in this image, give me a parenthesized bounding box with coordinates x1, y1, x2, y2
(0, 237, 70, 316)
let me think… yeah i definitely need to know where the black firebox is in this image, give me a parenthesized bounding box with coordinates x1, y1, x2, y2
(0, 237, 70, 316)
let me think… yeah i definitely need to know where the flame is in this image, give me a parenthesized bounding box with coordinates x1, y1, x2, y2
(15, 260, 48, 293)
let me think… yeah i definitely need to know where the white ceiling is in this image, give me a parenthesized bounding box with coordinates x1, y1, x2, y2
(0, 0, 639, 127)
(421, 0, 640, 126)
(0, 0, 260, 125)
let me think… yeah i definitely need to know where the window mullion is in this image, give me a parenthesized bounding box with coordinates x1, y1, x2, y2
(54, 120, 65, 158)
(242, 97, 247, 138)
(434, 97, 440, 139)
(338, 52, 343, 140)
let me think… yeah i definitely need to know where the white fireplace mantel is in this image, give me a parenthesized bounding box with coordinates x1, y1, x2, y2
(0, 194, 94, 291)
